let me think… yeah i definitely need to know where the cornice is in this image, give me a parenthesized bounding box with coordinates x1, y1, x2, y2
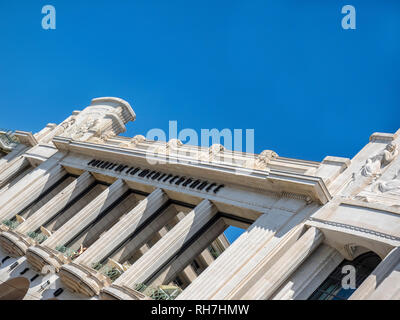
(53, 136, 332, 204)
(14, 131, 38, 147)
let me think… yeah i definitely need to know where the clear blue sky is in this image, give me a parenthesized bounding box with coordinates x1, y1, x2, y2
(1, 1, 399, 243)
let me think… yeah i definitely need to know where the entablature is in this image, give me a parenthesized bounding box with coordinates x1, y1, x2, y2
(53, 136, 331, 205)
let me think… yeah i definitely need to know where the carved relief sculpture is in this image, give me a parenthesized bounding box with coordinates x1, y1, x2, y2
(361, 142, 398, 178)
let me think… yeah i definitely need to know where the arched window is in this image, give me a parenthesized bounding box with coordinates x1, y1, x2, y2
(309, 251, 381, 300)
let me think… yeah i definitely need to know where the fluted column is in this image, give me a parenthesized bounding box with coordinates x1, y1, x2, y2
(103, 199, 218, 299)
(350, 246, 400, 300)
(271, 244, 342, 300)
(0, 145, 30, 189)
(16, 172, 95, 235)
(367, 259, 400, 300)
(42, 179, 128, 250)
(0, 143, 27, 170)
(177, 206, 311, 300)
(240, 227, 324, 300)
(150, 218, 228, 287)
(75, 188, 169, 266)
(57, 188, 169, 296)
(0, 158, 67, 221)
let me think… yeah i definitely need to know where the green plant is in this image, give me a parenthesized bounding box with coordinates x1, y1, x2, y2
(27, 231, 37, 239)
(103, 266, 122, 281)
(134, 283, 182, 300)
(27, 231, 47, 243)
(2, 219, 19, 229)
(135, 283, 148, 293)
(92, 262, 103, 271)
(35, 234, 48, 244)
(55, 245, 76, 258)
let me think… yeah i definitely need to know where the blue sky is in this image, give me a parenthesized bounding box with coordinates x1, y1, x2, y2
(1, 1, 399, 243)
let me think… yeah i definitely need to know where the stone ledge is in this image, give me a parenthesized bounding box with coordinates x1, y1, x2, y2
(322, 156, 351, 169)
(0, 231, 31, 257)
(101, 284, 150, 300)
(26, 245, 66, 272)
(370, 132, 397, 143)
(14, 131, 38, 147)
(59, 262, 110, 297)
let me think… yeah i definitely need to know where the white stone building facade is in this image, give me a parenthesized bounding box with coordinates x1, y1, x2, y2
(0, 97, 399, 300)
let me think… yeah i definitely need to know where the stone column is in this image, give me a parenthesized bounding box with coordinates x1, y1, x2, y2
(74, 188, 169, 266)
(26, 179, 129, 272)
(271, 244, 342, 300)
(16, 171, 96, 235)
(57, 188, 169, 296)
(239, 227, 324, 300)
(0, 158, 67, 221)
(177, 204, 315, 300)
(0, 143, 27, 169)
(150, 218, 228, 287)
(0, 145, 29, 188)
(103, 199, 218, 299)
(42, 179, 129, 250)
(367, 259, 400, 300)
(0, 157, 30, 189)
(109, 203, 184, 264)
(349, 246, 400, 300)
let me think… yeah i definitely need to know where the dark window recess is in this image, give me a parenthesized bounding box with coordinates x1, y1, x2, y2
(175, 177, 186, 186)
(169, 175, 179, 184)
(54, 288, 64, 297)
(20, 268, 30, 275)
(182, 178, 193, 187)
(96, 161, 104, 168)
(163, 174, 173, 182)
(206, 183, 217, 192)
(214, 184, 225, 193)
(197, 181, 209, 190)
(191, 260, 202, 275)
(190, 180, 201, 189)
(126, 167, 134, 174)
(104, 162, 113, 169)
(174, 277, 184, 287)
(309, 252, 381, 300)
(86, 159, 225, 194)
(147, 171, 156, 179)
(139, 169, 150, 177)
(30, 274, 39, 282)
(131, 168, 140, 175)
(101, 162, 109, 169)
(152, 172, 161, 180)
